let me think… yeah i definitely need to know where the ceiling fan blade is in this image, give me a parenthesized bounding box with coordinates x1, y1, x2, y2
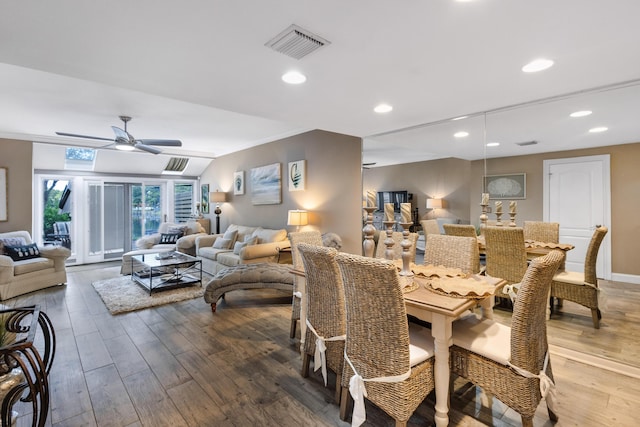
(135, 143, 162, 155)
(56, 132, 114, 142)
(111, 126, 130, 140)
(137, 139, 182, 147)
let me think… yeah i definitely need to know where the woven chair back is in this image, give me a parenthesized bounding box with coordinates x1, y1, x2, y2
(374, 231, 418, 262)
(423, 234, 480, 274)
(523, 221, 560, 243)
(289, 231, 323, 271)
(419, 219, 440, 235)
(510, 250, 564, 372)
(297, 243, 346, 364)
(336, 253, 411, 378)
(443, 223, 477, 238)
(483, 226, 528, 285)
(583, 226, 608, 285)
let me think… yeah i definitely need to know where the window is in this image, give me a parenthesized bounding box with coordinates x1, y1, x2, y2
(64, 147, 96, 171)
(174, 183, 194, 222)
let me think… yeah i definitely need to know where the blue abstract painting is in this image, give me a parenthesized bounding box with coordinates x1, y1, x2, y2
(251, 163, 281, 205)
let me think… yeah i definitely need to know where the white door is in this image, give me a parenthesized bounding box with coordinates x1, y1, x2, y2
(543, 155, 611, 278)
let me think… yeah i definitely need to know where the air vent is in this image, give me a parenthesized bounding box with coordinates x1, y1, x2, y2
(162, 157, 189, 175)
(265, 24, 330, 59)
(516, 141, 538, 146)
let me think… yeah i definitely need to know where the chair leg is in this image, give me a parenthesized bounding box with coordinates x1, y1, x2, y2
(301, 352, 311, 378)
(395, 420, 407, 427)
(334, 373, 342, 404)
(521, 416, 534, 427)
(289, 318, 297, 338)
(339, 386, 351, 421)
(591, 308, 600, 329)
(210, 303, 216, 313)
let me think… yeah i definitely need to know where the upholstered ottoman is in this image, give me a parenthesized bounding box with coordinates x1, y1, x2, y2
(204, 263, 294, 312)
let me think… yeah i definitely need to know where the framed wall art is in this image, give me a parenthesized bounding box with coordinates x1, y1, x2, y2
(0, 167, 6, 221)
(201, 183, 210, 213)
(484, 173, 526, 200)
(288, 160, 306, 191)
(251, 163, 281, 205)
(233, 171, 245, 195)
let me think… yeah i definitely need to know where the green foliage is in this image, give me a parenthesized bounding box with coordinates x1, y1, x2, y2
(43, 186, 71, 237)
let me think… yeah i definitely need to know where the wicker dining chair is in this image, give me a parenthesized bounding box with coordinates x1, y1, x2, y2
(443, 223, 477, 238)
(419, 219, 441, 236)
(335, 253, 435, 427)
(297, 243, 346, 404)
(550, 226, 608, 328)
(423, 234, 480, 274)
(450, 250, 565, 427)
(483, 226, 528, 302)
(374, 231, 418, 262)
(289, 231, 323, 338)
(523, 221, 560, 243)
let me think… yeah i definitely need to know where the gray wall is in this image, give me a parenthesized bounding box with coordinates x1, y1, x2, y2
(199, 130, 364, 254)
(0, 139, 33, 234)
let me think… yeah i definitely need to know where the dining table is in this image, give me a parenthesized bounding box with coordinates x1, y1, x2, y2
(477, 235, 575, 261)
(400, 264, 506, 427)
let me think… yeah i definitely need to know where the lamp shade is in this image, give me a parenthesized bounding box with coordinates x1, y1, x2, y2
(426, 198, 443, 209)
(287, 210, 309, 226)
(210, 191, 227, 203)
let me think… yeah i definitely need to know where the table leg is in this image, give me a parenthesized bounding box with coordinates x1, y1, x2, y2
(430, 313, 453, 427)
(479, 295, 495, 320)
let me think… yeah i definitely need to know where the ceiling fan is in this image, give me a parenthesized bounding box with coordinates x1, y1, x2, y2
(56, 115, 182, 154)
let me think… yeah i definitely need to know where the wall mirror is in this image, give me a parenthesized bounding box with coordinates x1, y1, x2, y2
(362, 81, 640, 369)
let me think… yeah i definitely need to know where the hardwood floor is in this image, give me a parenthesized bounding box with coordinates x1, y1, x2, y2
(6, 262, 640, 426)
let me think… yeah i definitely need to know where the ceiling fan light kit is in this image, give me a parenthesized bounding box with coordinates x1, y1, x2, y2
(56, 115, 182, 155)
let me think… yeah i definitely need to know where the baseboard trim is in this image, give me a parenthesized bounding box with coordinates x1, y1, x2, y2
(611, 273, 640, 284)
(549, 344, 640, 379)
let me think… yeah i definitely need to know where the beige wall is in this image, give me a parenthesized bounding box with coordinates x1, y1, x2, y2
(363, 158, 472, 223)
(199, 130, 364, 254)
(0, 139, 33, 234)
(470, 142, 640, 276)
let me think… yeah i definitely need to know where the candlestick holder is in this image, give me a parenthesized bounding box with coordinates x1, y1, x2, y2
(479, 203, 489, 229)
(398, 222, 414, 277)
(495, 212, 503, 226)
(383, 220, 396, 260)
(362, 207, 377, 257)
(509, 211, 517, 227)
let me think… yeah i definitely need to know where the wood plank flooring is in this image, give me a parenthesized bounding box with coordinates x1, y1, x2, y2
(6, 261, 640, 426)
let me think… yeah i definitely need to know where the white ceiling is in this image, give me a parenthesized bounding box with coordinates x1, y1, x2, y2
(1, 1, 640, 171)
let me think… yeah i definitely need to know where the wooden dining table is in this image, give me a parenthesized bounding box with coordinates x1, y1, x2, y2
(403, 271, 506, 427)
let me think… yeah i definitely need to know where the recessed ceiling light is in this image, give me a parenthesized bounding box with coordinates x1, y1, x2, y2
(522, 58, 554, 73)
(570, 110, 592, 118)
(281, 71, 307, 84)
(486, 142, 500, 147)
(454, 131, 469, 138)
(374, 104, 393, 113)
(589, 126, 608, 133)
(451, 116, 468, 121)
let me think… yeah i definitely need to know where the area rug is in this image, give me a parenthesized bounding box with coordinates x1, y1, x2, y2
(92, 276, 205, 315)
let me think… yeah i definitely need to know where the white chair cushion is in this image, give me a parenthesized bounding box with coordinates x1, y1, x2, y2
(452, 313, 511, 365)
(408, 322, 435, 366)
(553, 270, 585, 285)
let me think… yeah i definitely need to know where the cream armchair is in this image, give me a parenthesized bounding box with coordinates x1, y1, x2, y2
(135, 220, 207, 256)
(0, 230, 71, 300)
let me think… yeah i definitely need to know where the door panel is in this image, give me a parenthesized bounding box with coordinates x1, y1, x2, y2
(544, 155, 610, 278)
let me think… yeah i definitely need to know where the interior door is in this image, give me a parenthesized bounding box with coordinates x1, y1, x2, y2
(544, 155, 611, 278)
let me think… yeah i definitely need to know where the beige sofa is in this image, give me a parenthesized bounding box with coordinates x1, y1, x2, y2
(135, 220, 207, 256)
(0, 230, 71, 300)
(195, 224, 290, 275)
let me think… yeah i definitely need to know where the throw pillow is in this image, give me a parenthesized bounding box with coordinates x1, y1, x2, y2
(213, 238, 233, 250)
(4, 243, 41, 261)
(167, 225, 188, 236)
(222, 228, 238, 243)
(233, 235, 258, 255)
(159, 233, 182, 244)
(0, 237, 27, 254)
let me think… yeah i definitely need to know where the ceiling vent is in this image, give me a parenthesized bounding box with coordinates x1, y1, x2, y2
(162, 157, 189, 175)
(265, 24, 330, 59)
(516, 140, 538, 146)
